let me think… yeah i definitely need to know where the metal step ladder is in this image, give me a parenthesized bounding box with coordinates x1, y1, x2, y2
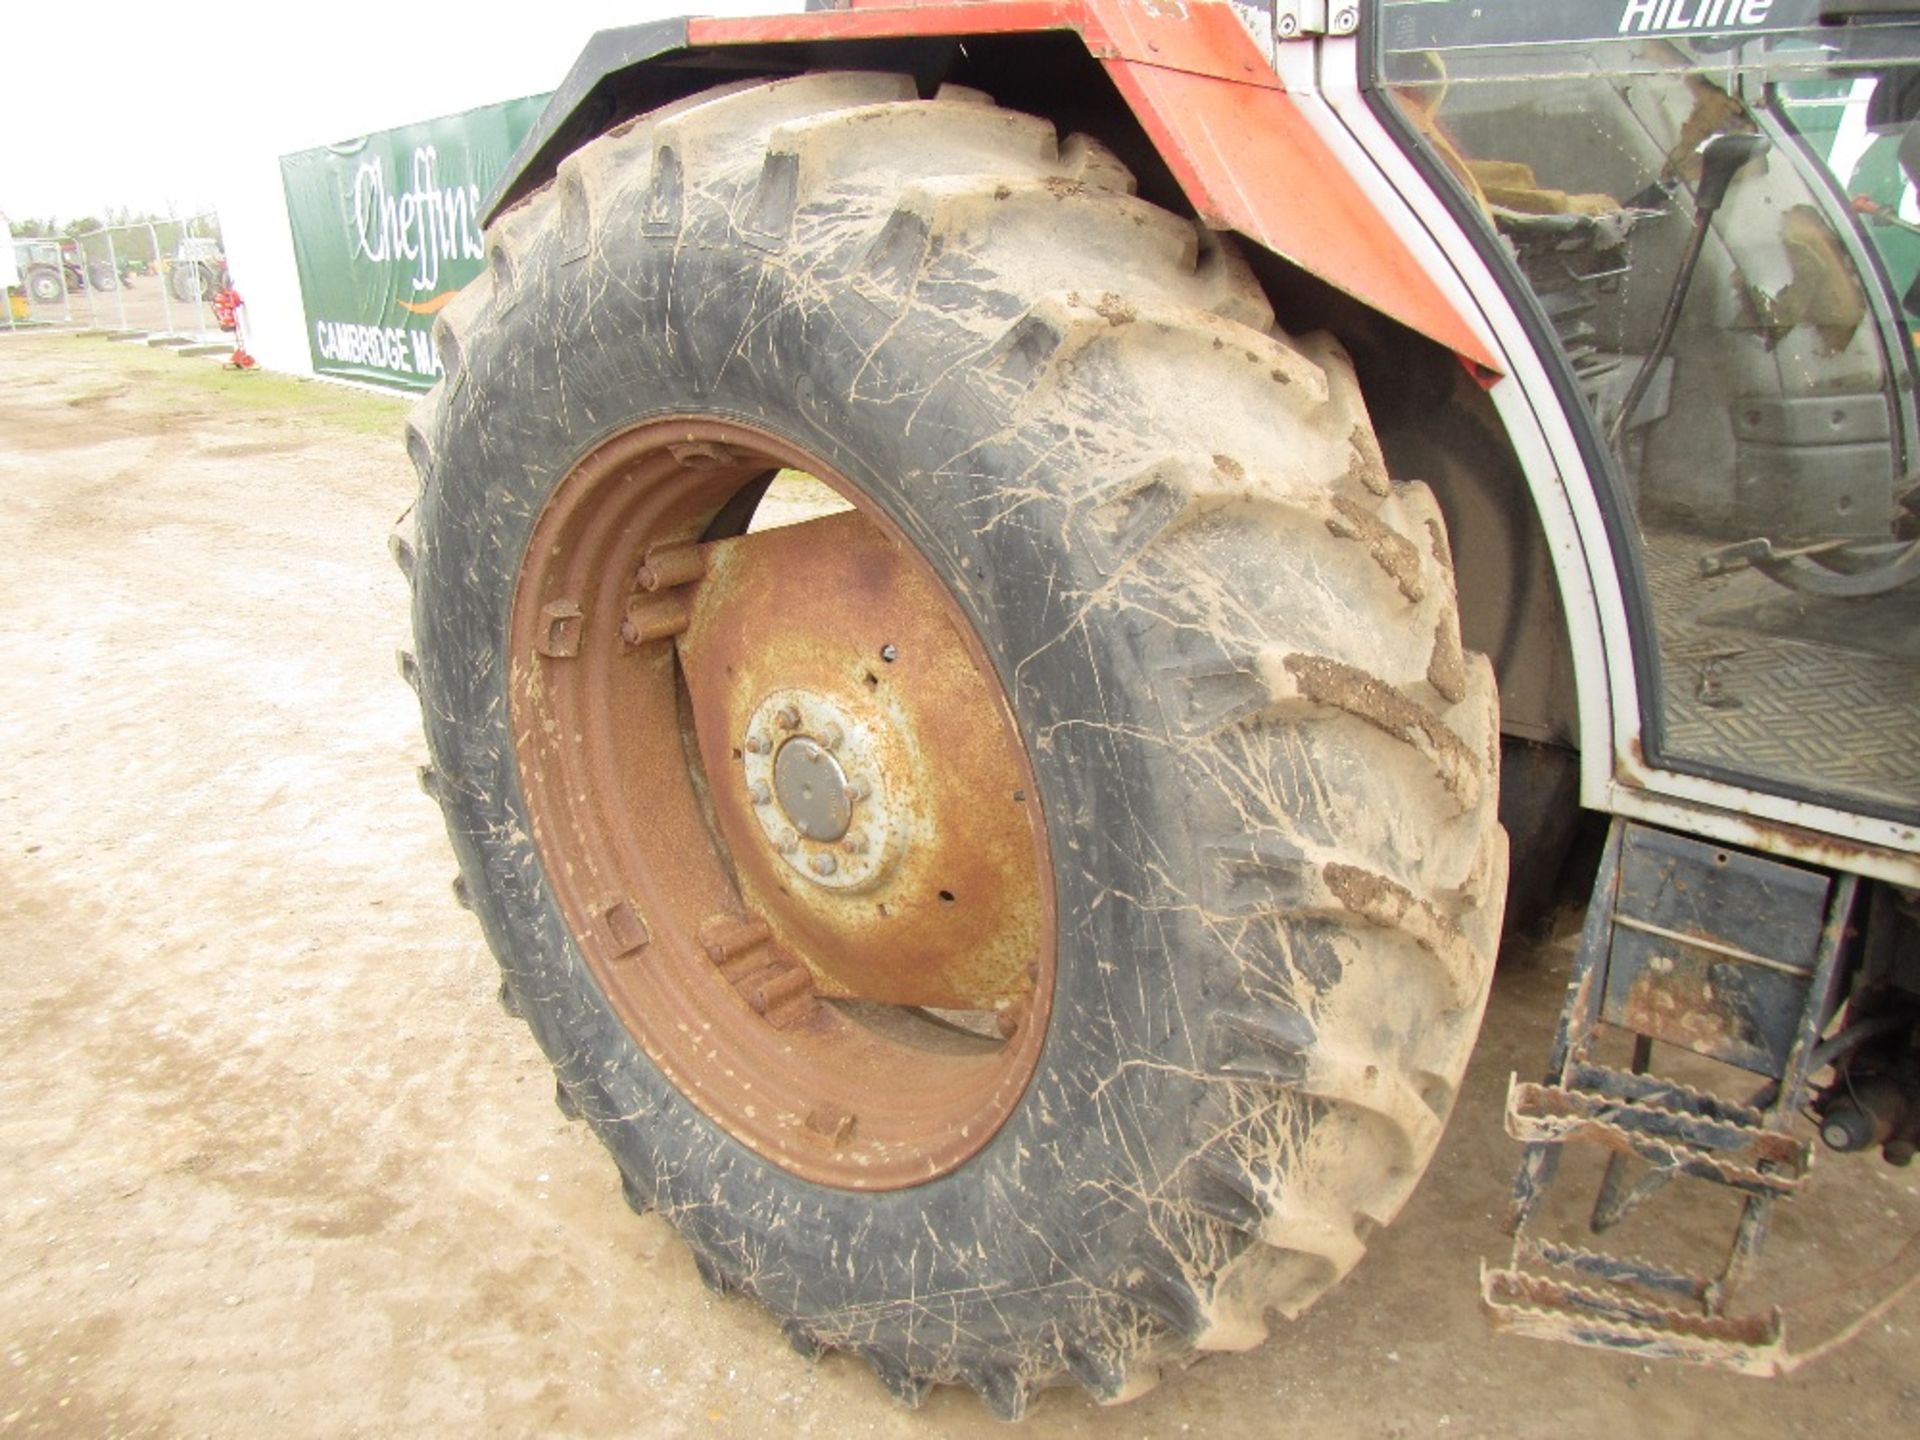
(1484, 818, 1858, 1372)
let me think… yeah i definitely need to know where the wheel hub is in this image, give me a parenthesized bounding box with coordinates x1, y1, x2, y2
(742, 689, 903, 889)
(506, 417, 1054, 1188)
(680, 507, 1043, 1009)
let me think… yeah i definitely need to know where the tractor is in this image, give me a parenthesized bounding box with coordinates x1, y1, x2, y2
(393, 0, 1920, 1415)
(167, 237, 229, 304)
(14, 240, 118, 304)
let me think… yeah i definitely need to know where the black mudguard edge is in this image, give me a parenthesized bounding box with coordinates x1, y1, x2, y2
(483, 19, 692, 226)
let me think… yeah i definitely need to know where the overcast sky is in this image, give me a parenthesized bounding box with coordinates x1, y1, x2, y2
(0, 0, 797, 225)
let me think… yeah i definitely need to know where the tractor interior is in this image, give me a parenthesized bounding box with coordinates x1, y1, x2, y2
(1385, 26, 1920, 824)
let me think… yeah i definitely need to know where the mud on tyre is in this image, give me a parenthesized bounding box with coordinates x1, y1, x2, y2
(399, 73, 1507, 1417)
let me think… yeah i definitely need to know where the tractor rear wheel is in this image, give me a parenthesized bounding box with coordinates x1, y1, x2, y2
(24, 266, 63, 306)
(400, 73, 1505, 1416)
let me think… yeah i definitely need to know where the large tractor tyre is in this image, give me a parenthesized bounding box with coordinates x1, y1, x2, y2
(400, 73, 1506, 1417)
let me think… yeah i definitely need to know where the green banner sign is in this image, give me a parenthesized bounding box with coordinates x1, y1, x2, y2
(280, 94, 547, 390)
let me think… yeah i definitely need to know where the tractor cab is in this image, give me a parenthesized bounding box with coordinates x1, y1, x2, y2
(1376, 1, 1920, 824)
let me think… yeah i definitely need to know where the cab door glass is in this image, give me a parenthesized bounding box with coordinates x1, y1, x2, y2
(1377, 3, 1920, 820)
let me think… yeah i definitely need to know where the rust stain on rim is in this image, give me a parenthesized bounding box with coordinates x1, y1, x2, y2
(507, 417, 1055, 1189)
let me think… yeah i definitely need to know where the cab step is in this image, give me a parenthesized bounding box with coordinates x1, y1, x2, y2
(1483, 1238, 1783, 1375)
(1485, 819, 1858, 1373)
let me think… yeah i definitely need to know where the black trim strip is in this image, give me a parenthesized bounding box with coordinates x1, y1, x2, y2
(1378, 0, 1826, 53)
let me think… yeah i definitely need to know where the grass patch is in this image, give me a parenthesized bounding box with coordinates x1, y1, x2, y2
(6, 333, 411, 438)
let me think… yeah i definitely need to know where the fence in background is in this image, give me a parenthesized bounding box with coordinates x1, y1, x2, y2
(5, 213, 236, 353)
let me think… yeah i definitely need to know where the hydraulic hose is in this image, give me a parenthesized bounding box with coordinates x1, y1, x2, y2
(1608, 131, 1772, 451)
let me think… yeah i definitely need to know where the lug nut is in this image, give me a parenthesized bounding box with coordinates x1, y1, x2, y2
(745, 734, 769, 755)
(775, 705, 801, 731)
(846, 776, 871, 802)
(842, 833, 870, 855)
(819, 722, 844, 752)
(809, 853, 838, 877)
(776, 831, 800, 855)
(749, 781, 772, 806)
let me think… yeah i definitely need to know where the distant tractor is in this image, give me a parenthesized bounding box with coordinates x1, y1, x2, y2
(18, 243, 66, 306)
(395, 0, 1920, 1415)
(167, 238, 227, 303)
(18, 240, 123, 302)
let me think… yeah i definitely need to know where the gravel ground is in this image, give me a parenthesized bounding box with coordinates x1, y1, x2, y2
(1, 333, 1915, 1438)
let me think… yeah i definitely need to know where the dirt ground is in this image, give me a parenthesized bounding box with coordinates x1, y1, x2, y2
(0, 333, 1915, 1438)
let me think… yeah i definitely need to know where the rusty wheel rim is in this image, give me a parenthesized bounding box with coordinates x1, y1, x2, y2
(508, 418, 1055, 1188)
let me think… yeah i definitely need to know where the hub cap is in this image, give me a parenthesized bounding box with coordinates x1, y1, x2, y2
(772, 736, 849, 844)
